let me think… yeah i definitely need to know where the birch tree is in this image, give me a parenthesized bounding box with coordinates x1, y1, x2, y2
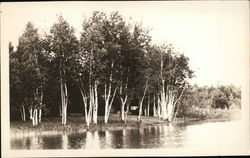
(80, 11, 134, 124)
(49, 16, 79, 125)
(101, 12, 134, 123)
(100, 12, 124, 124)
(156, 44, 193, 121)
(129, 23, 151, 122)
(10, 22, 47, 126)
(79, 11, 107, 125)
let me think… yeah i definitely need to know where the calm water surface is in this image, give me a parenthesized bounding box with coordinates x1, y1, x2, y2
(10, 120, 241, 149)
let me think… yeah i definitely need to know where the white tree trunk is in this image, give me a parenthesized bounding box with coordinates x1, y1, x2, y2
(120, 94, 128, 122)
(35, 109, 38, 126)
(104, 87, 117, 124)
(64, 105, 67, 125)
(147, 95, 150, 116)
(104, 62, 118, 124)
(168, 84, 187, 121)
(159, 54, 168, 120)
(22, 105, 26, 121)
(38, 90, 43, 124)
(119, 83, 128, 122)
(32, 108, 38, 126)
(61, 78, 64, 125)
(80, 81, 97, 128)
(121, 104, 125, 121)
(104, 85, 111, 124)
(29, 108, 33, 120)
(124, 99, 130, 123)
(92, 82, 98, 124)
(94, 83, 98, 123)
(32, 110, 35, 126)
(104, 76, 118, 124)
(38, 109, 42, 123)
(166, 91, 175, 121)
(137, 80, 148, 122)
(80, 89, 90, 127)
(138, 101, 143, 122)
(157, 95, 161, 118)
(61, 80, 68, 125)
(153, 95, 157, 117)
(159, 80, 169, 120)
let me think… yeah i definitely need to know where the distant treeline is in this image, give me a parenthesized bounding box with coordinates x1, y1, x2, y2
(178, 85, 241, 119)
(9, 11, 239, 127)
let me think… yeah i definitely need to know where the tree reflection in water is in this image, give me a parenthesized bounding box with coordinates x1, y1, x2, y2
(12, 122, 217, 150)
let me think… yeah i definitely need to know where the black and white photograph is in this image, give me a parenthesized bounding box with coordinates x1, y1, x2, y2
(1, 1, 249, 157)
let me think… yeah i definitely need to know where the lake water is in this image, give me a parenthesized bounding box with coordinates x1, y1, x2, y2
(10, 120, 242, 150)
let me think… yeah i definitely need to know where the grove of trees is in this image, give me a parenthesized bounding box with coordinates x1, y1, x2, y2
(9, 11, 240, 127)
(178, 85, 241, 119)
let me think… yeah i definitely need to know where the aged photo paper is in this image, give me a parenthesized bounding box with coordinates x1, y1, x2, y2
(1, 1, 249, 157)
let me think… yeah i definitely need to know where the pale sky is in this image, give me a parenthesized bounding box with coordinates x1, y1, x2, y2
(1, 1, 249, 87)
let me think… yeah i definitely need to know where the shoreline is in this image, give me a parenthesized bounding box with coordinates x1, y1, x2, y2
(10, 109, 241, 134)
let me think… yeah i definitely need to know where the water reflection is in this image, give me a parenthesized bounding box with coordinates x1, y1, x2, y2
(10, 121, 239, 150)
(11, 124, 186, 149)
(68, 133, 86, 149)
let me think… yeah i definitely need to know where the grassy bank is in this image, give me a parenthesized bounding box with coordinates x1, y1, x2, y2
(11, 115, 168, 133)
(182, 107, 241, 120)
(10, 108, 240, 133)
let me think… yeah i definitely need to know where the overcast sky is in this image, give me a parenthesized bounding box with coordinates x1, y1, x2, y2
(1, 1, 249, 87)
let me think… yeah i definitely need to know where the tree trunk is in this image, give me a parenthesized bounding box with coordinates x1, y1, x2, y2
(169, 84, 186, 121)
(119, 83, 128, 122)
(167, 91, 175, 121)
(38, 89, 43, 124)
(92, 82, 98, 124)
(157, 95, 161, 118)
(64, 83, 68, 125)
(38, 109, 42, 123)
(160, 81, 168, 120)
(121, 104, 125, 121)
(104, 62, 117, 124)
(104, 81, 111, 123)
(159, 54, 168, 120)
(29, 108, 33, 120)
(20, 106, 25, 121)
(138, 100, 143, 122)
(94, 82, 98, 123)
(20, 107, 23, 121)
(104, 85, 117, 124)
(60, 75, 64, 125)
(137, 79, 148, 122)
(32, 109, 35, 126)
(60, 75, 68, 125)
(32, 108, 38, 126)
(80, 88, 90, 127)
(147, 95, 150, 116)
(153, 95, 157, 117)
(35, 109, 38, 126)
(124, 99, 131, 123)
(120, 94, 128, 122)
